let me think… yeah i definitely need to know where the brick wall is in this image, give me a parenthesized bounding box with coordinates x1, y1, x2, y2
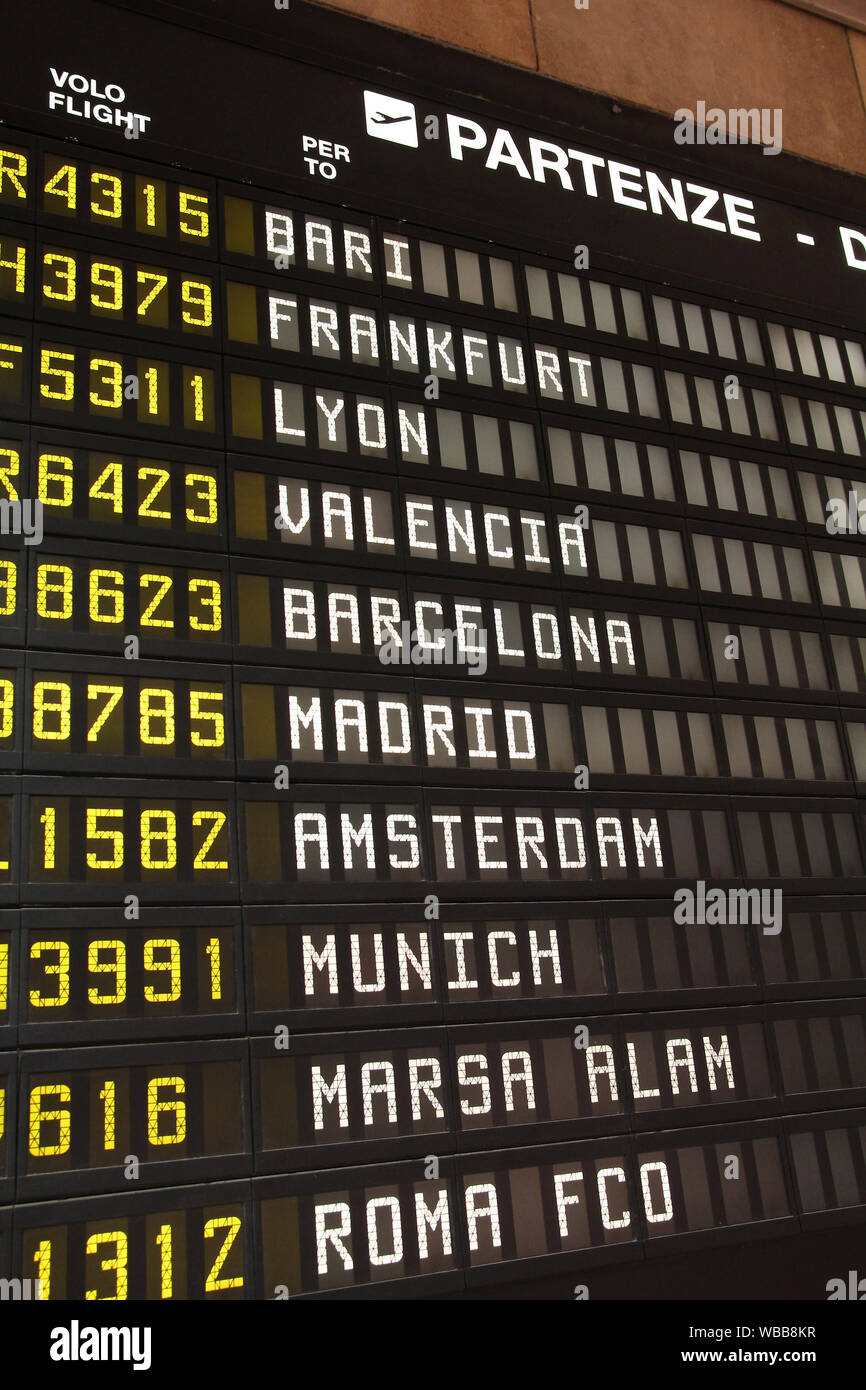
(312, 0, 866, 176)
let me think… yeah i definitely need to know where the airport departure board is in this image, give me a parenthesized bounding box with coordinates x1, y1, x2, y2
(0, 0, 865, 1299)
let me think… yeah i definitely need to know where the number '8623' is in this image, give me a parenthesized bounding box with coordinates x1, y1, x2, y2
(34, 561, 223, 634)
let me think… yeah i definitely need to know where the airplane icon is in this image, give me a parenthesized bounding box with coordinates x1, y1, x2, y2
(364, 91, 419, 147)
(370, 110, 412, 124)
